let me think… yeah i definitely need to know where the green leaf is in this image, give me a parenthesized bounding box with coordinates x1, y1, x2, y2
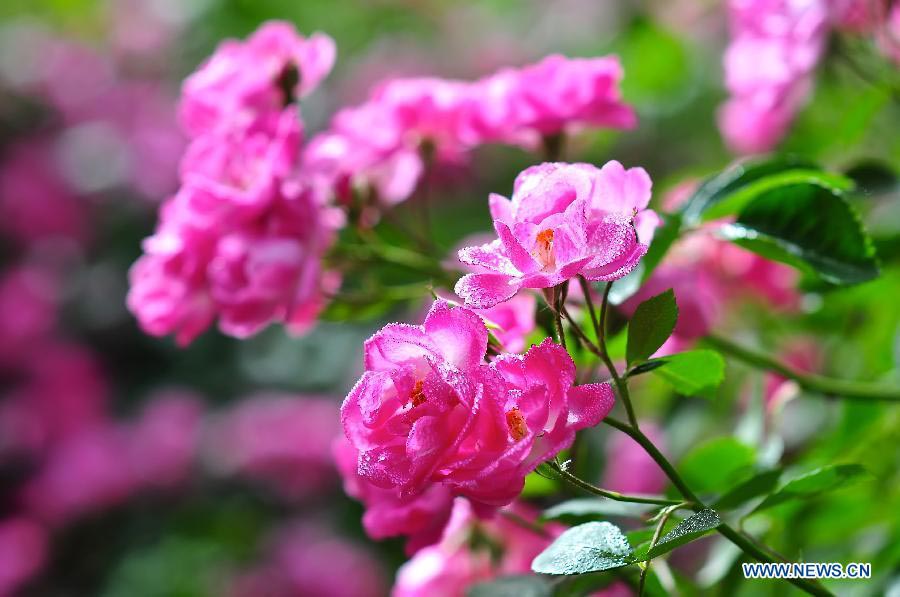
(681, 156, 816, 225)
(701, 169, 854, 222)
(680, 437, 756, 494)
(713, 469, 782, 510)
(752, 464, 870, 513)
(646, 350, 724, 395)
(542, 499, 656, 524)
(626, 289, 678, 366)
(532, 522, 634, 575)
(640, 212, 683, 284)
(718, 182, 879, 285)
(634, 510, 722, 561)
(467, 575, 552, 597)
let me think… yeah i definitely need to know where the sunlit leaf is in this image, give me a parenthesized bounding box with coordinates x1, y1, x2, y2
(532, 522, 633, 575)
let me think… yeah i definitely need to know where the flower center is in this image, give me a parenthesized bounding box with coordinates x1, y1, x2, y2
(533, 228, 555, 270)
(505, 407, 528, 441)
(410, 379, 427, 407)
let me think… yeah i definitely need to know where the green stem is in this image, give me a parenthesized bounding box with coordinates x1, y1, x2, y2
(550, 461, 685, 507)
(336, 243, 451, 283)
(705, 334, 900, 402)
(552, 299, 568, 351)
(582, 278, 638, 429)
(602, 416, 833, 597)
(639, 505, 679, 596)
(559, 306, 604, 358)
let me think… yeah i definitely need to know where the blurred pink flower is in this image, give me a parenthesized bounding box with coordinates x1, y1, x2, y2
(878, 3, 900, 65)
(393, 498, 557, 597)
(0, 266, 58, 369)
(229, 522, 386, 597)
(0, 343, 108, 459)
(476, 292, 537, 354)
(603, 422, 668, 495)
(764, 338, 821, 410)
(303, 101, 424, 206)
(620, 255, 723, 357)
(446, 236, 538, 354)
(205, 395, 339, 499)
(180, 21, 335, 137)
(20, 424, 134, 526)
(128, 392, 204, 489)
(0, 140, 88, 248)
(342, 300, 612, 507)
(465, 54, 636, 147)
(334, 436, 454, 554)
(129, 22, 342, 345)
(0, 518, 47, 596)
(455, 161, 656, 309)
(373, 77, 474, 159)
(719, 0, 829, 154)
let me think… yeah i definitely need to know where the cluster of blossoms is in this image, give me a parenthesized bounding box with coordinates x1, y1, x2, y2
(720, 0, 900, 154)
(127, 22, 342, 345)
(304, 53, 635, 208)
(127, 20, 640, 345)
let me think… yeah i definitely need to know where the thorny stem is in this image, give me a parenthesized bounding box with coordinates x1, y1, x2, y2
(550, 460, 686, 507)
(601, 416, 833, 597)
(705, 334, 900, 402)
(582, 278, 639, 428)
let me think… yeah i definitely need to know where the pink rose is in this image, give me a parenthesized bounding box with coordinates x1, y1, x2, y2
(180, 21, 335, 137)
(334, 436, 454, 554)
(341, 300, 613, 508)
(719, 0, 829, 154)
(303, 101, 424, 206)
(465, 54, 636, 147)
(455, 161, 656, 309)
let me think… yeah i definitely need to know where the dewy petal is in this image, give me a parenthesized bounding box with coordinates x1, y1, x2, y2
(634, 210, 661, 245)
(488, 193, 515, 223)
(454, 272, 521, 309)
(493, 220, 538, 274)
(595, 160, 653, 215)
(422, 300, 488, 370)
(364, 323, 435, 371)
(567, 382, 615, 428)
(458, 241, 519, 276)
(582, 243, 647, 282)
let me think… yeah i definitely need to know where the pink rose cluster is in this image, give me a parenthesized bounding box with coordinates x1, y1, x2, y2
(128, 22, 343, 345)
(455, 161, 658, 309)
(719, 0, 830, 154)
(339, 300, 615, 546)
(720, 0, 900, 154)
(304, 54, 635, 207)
